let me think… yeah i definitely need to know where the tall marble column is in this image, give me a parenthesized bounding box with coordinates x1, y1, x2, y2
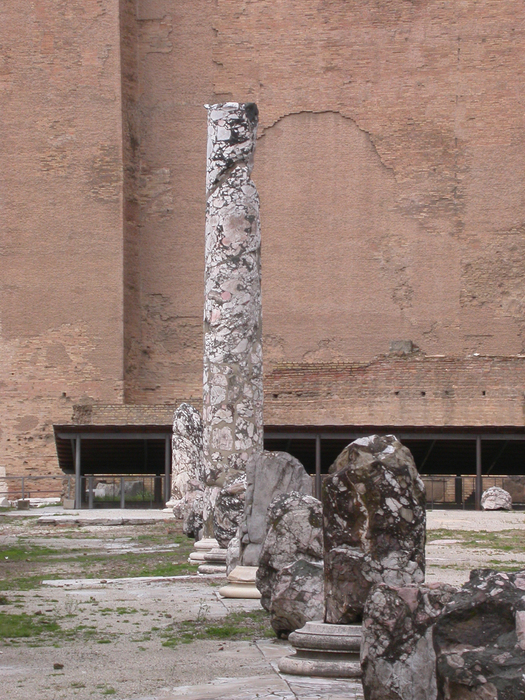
(202, 102, 263, 495)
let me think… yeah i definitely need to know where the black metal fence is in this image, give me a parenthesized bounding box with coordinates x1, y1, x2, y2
(80, 475, 166, 509)
(0, 474, 73, 502)
(422, 474, 525, 509)
(0, 474, 167, 509)
(1, 472, 524, 510)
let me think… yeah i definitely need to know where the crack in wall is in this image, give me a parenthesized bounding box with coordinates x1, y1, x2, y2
(258, 108, 397, 180)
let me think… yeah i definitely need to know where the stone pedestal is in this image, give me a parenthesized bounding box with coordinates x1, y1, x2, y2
(189, 537, 218, 564)
(218, 565, 261, 599)
(198, 546, 227, 575)
(278, 621, 362, 678)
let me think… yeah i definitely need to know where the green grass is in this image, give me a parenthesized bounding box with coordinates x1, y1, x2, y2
(428, 529, 525, 555)
(0, 611, 61, 640)
(0, 545, 61, 561)
(116, 607, 138, 615)
(0, 575, 52, 591)
(160, 609, 275, 648)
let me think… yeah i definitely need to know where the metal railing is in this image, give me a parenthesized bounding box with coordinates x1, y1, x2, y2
(2, 472, 524, 510)
(0, 474, 167, 509)
(0, 474, 73, 502)
(80, 475, 166, 509)
(422, 474, 525, 509)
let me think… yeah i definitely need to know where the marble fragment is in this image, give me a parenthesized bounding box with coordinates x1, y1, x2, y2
(434, 568, 525, 700)
(182, 485, 205, 539)
(256, 492, 324, 637)
(323, 435, 426, 624)
(270, 559, 325, 639)
(166, 403, 205, 537)
(226, 529, 241, 575)
(239, 450, 312, 567)
(481, 486, 513, 511)
(361, 583, 457, 700)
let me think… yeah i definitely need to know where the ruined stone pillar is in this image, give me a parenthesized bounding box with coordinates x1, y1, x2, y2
(202, 102, 263, 494)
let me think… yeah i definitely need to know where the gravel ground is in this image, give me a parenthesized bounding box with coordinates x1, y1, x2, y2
(0, 507, 524, 700)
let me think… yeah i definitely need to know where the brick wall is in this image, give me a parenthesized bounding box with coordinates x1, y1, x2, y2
(3, 1, 525, 478)
(0, 1, 125, 477)
(264, 355, 525, 427)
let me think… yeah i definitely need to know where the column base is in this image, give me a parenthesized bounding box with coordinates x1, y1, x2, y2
(188, 537, 219, 563)
(278, 621, 362, 678)
(218, 565, 261, 599)
(198, 546, 227, 575)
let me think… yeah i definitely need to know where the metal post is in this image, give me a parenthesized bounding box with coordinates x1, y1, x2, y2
(21, 477, 25, 501)
(75, 437, 81, 509)
(455, 474, 462, 507)
(315, 435, 321, 500)
(120, 477, 125, 509)
(164, 435, 171, 504)
(88, 476, 94, 510)
(475, 436, 482, 511)
(154, 475, 162, 505)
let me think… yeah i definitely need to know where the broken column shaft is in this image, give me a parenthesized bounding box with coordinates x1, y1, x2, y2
(202, 101, 263, 493)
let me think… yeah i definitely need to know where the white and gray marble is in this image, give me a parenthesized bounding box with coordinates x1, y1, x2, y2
(202, 102, 263, 497)
(167, 403, 205, 537)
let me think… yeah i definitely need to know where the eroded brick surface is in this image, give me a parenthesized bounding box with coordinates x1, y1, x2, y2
(2, 1, 525, 479)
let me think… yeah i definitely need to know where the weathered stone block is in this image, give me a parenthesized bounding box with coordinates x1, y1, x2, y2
(481, 486, 513, 511)
(256, 492, 323, 637)
(239, 450, 312, 567)
(213, 471, 246, 548)
(323, 434, 426, 624)
(434, 569, 525, 700)
(361, 583, 457, 700)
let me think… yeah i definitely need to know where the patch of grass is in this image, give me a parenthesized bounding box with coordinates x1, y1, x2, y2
(116, 607, 138, 615)
(0, 519, 199, 592)
(487, 559, 524, 572)
(0, 545, 60, 561)
(160, 609, 275, 648)
(136, 561, 199, 577)
(428, 529, 525, 554)
(0, 611, 61, 640)
(0, 574, 63, 591)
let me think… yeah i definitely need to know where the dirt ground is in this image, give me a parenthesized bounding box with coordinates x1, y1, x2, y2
(0, 508, 524, 700)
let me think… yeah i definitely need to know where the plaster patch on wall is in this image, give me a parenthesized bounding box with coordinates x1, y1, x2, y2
(460, 234, 525, 317)
(89, 144, 121, 201)
(302, 338, 343, 362)
(138, 15, 173, 54)
(137, 166, 173, 215)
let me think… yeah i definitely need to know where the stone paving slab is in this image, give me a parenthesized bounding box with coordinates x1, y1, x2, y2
(128, 639, 364, 700)
(3, 507, 175, 523)
(426, 509, 525, 531)
(41, 573, 221, 589)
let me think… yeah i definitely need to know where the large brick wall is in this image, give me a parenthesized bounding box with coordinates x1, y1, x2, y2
(264, 354, 525, 427)
(3, 1, 525, 477)
(0, 1, 125, 477)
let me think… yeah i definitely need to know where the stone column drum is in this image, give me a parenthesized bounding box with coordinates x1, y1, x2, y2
(201, 102, 263, 540)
